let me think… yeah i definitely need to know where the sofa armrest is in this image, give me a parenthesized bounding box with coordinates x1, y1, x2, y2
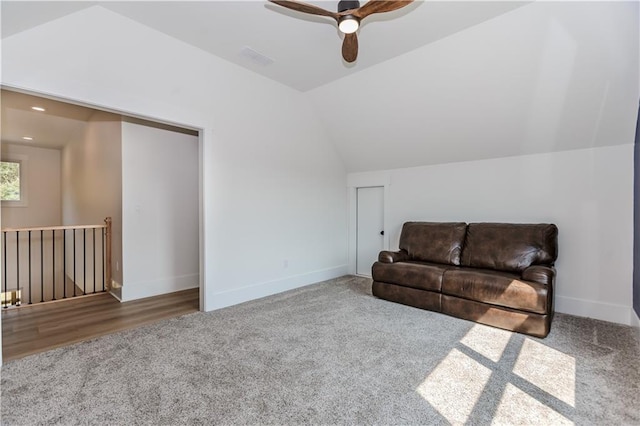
(522, 265, 556, 286)
(378, 250, 409, 264)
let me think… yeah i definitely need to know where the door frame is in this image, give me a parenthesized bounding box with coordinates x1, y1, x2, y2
(347, 173, 391, 276)
(0, 87, 205, 306)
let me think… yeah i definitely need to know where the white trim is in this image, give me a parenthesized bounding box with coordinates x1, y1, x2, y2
(348, 187, 357, 275)
(198, 129, 205, 312)
(347, 171, 391, 275)
(1, 85, 207, 315)
(121, 274, 199, 302)
(209, 265, 348, 310)
(555, 295, 635, 325)
(0, 153, 29, 207)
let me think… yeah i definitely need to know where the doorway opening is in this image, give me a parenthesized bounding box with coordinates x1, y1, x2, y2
(0, 88, 203, 361)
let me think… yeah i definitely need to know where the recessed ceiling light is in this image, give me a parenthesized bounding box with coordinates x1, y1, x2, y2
(22, 136, 33, 141)
(31, 106, 46, 112)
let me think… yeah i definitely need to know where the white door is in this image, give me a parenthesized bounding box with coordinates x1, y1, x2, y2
(356, 186, 384, 276)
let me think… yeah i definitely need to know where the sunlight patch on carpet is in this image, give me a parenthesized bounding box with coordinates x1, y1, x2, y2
(492, 383, 574, 425)
(513, 338, 576, 407)
(416, 348, 492, 424)
(460, 323, 512, 363)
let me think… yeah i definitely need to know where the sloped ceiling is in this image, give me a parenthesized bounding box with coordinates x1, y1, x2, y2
(308, 1, 639, 171)
(2, 1, 638, 172)
(2, 1, 530, 92)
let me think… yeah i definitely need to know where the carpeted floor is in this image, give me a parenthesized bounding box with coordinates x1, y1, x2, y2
(1, 276, 639, 425)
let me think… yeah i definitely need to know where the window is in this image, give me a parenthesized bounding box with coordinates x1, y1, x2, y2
(1, 155, 28, 207)
(1, 160, 21, 201)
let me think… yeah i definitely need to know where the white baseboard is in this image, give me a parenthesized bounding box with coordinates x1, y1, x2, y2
(555, 295, 635, 325)
(208, 265, 348, 311)
(121, 274, 199, 302)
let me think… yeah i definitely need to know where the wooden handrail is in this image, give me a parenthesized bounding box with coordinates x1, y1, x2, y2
(1, 224, 107, 233)
(105, 217, 112, 291)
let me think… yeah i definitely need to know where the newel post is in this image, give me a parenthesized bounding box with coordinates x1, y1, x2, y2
(105, 217, 112, 291)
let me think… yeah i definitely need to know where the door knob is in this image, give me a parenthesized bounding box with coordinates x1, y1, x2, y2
(380, 231, 384, 236)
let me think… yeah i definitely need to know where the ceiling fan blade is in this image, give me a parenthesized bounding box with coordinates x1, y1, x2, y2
(268, 0, 339, 19)
(353, 0, 414, 19)
(342, 32, 359, 63)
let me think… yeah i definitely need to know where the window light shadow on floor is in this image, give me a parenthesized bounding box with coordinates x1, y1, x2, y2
(416, 347, 493, 424)
(416, 324, 575, 425)
(513, 338, 576, 407)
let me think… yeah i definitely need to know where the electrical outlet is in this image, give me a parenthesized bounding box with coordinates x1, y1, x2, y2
(283, 259, 289, 269)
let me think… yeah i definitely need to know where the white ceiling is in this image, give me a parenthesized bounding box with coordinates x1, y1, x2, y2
(307, 1, 639, 171)
(0, 0, 531, 153)
(2, 1, 636, 172)
(1, 1, 530, 92)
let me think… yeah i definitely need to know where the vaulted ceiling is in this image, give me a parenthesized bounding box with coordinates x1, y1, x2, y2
(2, 1, 638, 172)
(2, 1, 529, 92)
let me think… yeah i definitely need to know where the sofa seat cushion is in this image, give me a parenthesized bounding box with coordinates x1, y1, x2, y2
(372, 281, 442, 313)
(372, 261, 448, 292)
(442, 268, 548, 314)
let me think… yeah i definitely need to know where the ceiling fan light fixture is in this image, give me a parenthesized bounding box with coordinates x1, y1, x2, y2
(338, 15, 359, 34)
(267, 0, 415, 62)
(337, 0, 360, 12)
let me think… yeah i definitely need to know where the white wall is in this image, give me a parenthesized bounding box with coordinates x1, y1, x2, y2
(2, 6, 348, 313)
(329, 0, 637, 327)
(348, 145, 635, 325)
(1, 143, 61, 228)
(62, 111, 122, 289)
(121, 121, 199, 301)
(1, 144, 63, 304)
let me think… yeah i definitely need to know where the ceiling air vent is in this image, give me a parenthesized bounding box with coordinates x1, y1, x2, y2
(239, 46, 275, 67)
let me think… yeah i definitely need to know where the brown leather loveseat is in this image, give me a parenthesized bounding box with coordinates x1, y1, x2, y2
(372, 222, 558, 337)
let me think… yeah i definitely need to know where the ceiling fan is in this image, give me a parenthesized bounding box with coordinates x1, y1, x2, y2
(268, 0, 414, 63)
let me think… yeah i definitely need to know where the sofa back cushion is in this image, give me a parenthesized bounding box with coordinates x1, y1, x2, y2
(399, 222, 467, 265)
(461, 223, 558, 272)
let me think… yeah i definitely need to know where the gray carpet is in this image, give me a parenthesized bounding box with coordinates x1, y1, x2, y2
(1, 276, 639, 425)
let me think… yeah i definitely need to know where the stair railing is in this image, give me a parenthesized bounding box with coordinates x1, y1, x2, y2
(1, 217, 112, 308)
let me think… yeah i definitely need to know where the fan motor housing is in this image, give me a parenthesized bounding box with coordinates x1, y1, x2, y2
(338, 0, 360, 12)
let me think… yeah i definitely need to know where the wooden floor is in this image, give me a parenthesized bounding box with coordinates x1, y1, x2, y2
(1, 288, 199, 362)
